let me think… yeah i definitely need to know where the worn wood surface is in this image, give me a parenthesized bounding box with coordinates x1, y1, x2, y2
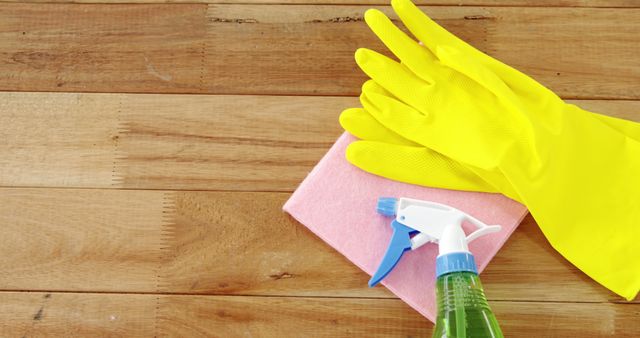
(1, 92, 346, 190)
(2, 4, 640, 98)
(1, 1, 639, 337)
(2, 187, 638, 304)
(1, 292, 638, 337)
(0, 0, 638, 7)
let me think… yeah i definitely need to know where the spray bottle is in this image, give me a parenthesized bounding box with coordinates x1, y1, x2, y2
(370, 197, 504, 338)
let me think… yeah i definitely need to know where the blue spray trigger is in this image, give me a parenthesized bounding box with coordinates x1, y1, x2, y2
(368, 220, 415, 287)
(369, 197, 502, 287)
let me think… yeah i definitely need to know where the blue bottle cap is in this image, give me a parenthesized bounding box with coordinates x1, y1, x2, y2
(436, 252, 478, 277)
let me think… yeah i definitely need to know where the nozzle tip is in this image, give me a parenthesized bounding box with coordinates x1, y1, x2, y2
(377, 197, 398, 217)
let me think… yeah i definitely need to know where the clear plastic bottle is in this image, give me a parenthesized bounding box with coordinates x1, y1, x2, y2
(432, 271, 503, 338)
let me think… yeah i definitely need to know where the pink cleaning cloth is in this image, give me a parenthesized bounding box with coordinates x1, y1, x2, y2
(283, 133, 528, 322)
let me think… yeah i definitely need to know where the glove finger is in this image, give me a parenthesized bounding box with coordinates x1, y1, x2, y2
(344, 103, 525, 201)
(346, 140, 498, 193)
(359, 94, 525, 201)
(360, 90, 430, 140)
(391, 0, 469, 57)
(363, 8, 438, 84)
(362, 79, 392, 97)
(360, 79, 433, 145)
(391, 0, 549, 97)
(359, 80, 429, 145)
(393, 8, 640, 141)
(355, 48, 434, 113)
(339, 107, 419, 146)
(361, 90, 506, 172)
(369, 33, 640, 145)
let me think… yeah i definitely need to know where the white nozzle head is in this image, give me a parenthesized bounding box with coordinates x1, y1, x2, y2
(392, 198, 502, 252)
(439, 223, 469, 256)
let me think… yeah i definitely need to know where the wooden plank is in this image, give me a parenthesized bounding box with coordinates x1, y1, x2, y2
(494, 301, 640, 337)
(1, 292, 638, 337)
(0, 188, 388, 298)
(2, 92, 639, 191)
(0, 0, 637, 8)
(157, 295, 429, 337)
(158, 296, 640, 337)
(0, 292, 428, 337)
(114, 94, 344, 191)
(2, 187, 638, 303)
(0, 188, 165, 293)
(0, 93, 119, 187)
(159, 190, 385, 297)
(1, 4, 640, 98)
(0, 3, 207, 93)
(0, 92, 348, 190)
(0, 292, 155, 337)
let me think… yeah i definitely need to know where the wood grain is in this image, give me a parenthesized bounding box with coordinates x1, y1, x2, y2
(2, 187, 637, 304)
(114, 94, 344, 191)
(0, 0, 637, 8)
(0, 92, 348, 190)
(158, 295, 640, 337)
(1, 4, 640, 98)
(157, 295, 429, 337)
(0, 93, 119, 187)
(0, 3, 206, 93)
(0, 188, 387, 298)
(0, 292, 155, 337)
(1, 292, 638, 337)
(0, 188, 165, 293)
(2, 92, 639, 191)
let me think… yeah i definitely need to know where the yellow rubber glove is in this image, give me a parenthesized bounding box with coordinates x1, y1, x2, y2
(349, 0, 640, 300)
(343, 79, 640, 203)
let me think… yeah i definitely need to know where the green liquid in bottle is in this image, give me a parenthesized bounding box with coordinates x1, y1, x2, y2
(432, 272, 503, 338)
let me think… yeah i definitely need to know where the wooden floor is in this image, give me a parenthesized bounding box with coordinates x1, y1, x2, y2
(1, 1, 639, 337)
